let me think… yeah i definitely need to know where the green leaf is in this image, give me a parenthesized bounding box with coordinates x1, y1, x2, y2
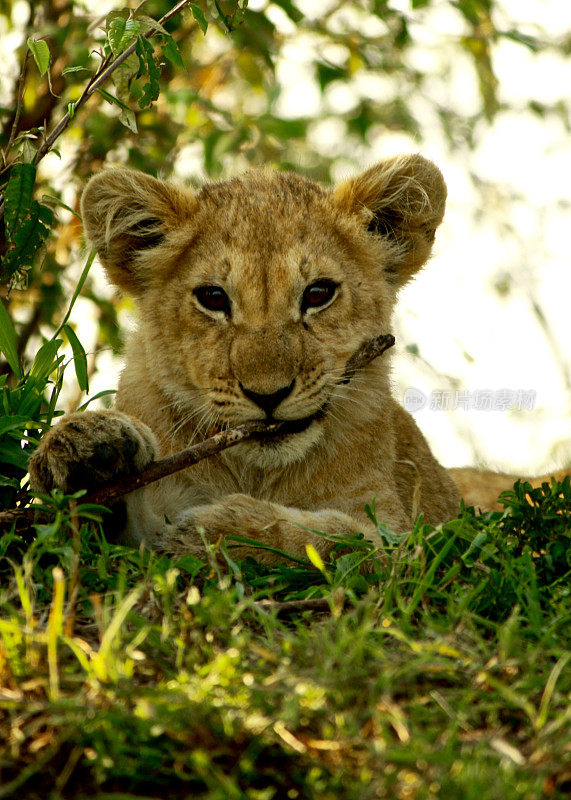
(0, 302, 22, 377)
(0, 415, 31, 438)
(461, 530, 489, 565)
(41, 194, 82, 221)
(189, 4, 208, 34)
(2, 164, 53, 280)
(62, 65, 90, 75)
(108, 15, 140, 56)
(29, 339, 62, 382)
(0, 474, 23, 490)
(1, 203, 53, 278)
(0, 437, 30, 470)
(95, 85, 138, 131)
(4, 163, 36, 235)
(45, 367, 65, 425)
(119, 107, 138, 133)
(162, 36, 185, 70)
(76, 389, 116, 412)
(136, 36, 161, 108)
(224, 534, 308, 565)
(27, 37, 51, 76)
(136, 15, 169, 37)
(63, 325, 89, 393)
(14, 374, 44, 419)
(96, 87, 133, 112)
(111, 51, 140, 100)
(105, 9, 128, 47)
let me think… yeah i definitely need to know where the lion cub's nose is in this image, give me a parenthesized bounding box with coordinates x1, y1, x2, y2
(240, 381, 295, 416)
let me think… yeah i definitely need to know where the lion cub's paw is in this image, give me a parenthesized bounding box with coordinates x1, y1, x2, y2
(29, 410, 158, 494)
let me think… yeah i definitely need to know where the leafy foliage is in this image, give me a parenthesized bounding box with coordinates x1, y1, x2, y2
(498, 477, 571, 584)
(2, 163, 53, 284)
(0, 247, 95, 509)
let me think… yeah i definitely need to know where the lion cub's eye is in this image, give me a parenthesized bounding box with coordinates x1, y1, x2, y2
(301, 280, 338, 313)
(194, 286, 231, 315)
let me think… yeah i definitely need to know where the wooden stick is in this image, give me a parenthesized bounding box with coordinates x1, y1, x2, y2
(340, 333, 394, 384)
(0, 333, 395, 527)
(85, 419, 281, 506)
(254, 595, 347, 617)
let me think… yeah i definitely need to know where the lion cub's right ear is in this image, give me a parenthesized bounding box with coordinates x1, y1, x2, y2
(332, 155, 447, 287)
(81, 169, 198, 294)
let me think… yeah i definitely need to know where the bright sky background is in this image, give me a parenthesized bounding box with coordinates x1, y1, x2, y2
(385, 0, 571, 473)
(2, 0, 570, 475)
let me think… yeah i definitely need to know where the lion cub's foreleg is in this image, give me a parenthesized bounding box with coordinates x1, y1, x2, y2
(145, 493, 381, 566)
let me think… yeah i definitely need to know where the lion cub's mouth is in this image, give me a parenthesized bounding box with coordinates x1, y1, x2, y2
(252, 409, 326, 443)
(206, 409, 326, 443)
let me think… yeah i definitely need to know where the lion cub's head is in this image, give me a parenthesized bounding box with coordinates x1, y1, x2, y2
(82, 156, 446, 466)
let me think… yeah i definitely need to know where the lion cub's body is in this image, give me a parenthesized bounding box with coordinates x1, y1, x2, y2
(31, 157, 462, 563)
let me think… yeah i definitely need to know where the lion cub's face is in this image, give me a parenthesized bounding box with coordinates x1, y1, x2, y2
(143, 173, 394, 463)
(82, 158, 446, 465)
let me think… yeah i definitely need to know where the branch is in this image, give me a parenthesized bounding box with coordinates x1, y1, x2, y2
(0, 0, 195, 216)
(254, 594, 347, 617)
(36, 0, 194, 164)
(341, 332, 394, 384)
(3, 51, 30, 159)
(0, 333, 394, 529)
(86, 419, 283, 506)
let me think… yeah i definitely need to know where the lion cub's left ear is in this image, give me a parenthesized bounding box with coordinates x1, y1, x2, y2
(333, 154, 447, 286)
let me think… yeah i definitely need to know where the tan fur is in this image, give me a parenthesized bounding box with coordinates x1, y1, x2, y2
(449, 467, 569, 512)
(31, 155, 544, 565)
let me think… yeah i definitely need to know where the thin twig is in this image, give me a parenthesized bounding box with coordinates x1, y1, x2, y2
(341, 333, 394, 384)
(0, 508, 33, 529)
(86, 419, 283, 506)
(4, 51, 30, 156)
(254, 595, 347, 617)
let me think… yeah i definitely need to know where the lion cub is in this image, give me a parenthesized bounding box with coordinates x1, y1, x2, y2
(30, 155, 461, 563)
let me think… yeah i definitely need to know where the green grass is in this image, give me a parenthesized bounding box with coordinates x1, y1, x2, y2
(0, 478, 569, 799)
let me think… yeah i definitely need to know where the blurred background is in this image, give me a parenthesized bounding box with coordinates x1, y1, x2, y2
(1, 0, 569, 475)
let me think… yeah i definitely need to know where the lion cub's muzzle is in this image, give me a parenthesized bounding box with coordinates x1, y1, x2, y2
(236, 375, 328, 443)
(239, 379, 295, 417)
(238, 373, 329, 436)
